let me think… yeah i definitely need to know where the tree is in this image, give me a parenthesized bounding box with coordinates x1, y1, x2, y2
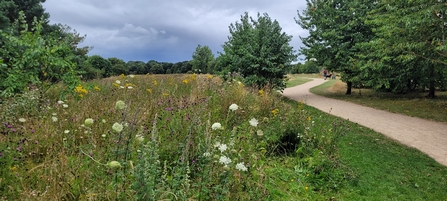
(0, 0, 50, 32)
(191, 44, 215, 74)
(363, 0, 447, 97)
(108, 57, 128, 76)
(0, 11, 79, 98)
(219, 12, 296, 90)
(86, 55, 112, 78)
(297, 0, 376, 94)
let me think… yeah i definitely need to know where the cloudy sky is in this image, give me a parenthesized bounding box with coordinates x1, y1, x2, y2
(42, 0, 309, 63)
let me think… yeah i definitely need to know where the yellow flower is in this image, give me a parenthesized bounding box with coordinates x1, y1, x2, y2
(163, 93, 169, 97)
(271, 108, 279, 117)
(94, 86, 101, 91)
(207, 75, 213, 79)
(74, 84, 88, 98)
(146, 88, 152, 93)
(189, 74, 197, 81)
(259, 89, 265, 97)
(153, 80, 158, 86)
(182, 79, 189, 84)
(10, 166, 17, 171)
(119, 74, 125, 79)
(305, 186, 309, 191)
(307, 116, 311, 121)
(112, 83, 120, 88)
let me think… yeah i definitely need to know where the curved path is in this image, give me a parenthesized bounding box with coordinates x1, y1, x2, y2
(282, 78, 447, 167)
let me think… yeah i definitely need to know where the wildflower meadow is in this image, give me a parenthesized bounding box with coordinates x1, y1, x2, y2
(0, 74, 351, 200)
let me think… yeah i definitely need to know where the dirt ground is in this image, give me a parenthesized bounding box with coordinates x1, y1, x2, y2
(282, 78, 447, 167)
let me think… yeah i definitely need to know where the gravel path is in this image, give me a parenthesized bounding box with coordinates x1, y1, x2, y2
(282, 78, 447, 167)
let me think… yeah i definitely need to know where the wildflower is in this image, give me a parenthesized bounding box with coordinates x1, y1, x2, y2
(74, 84, 88, 97)
(115, 80, 121, 84)
(112, 123, 123, 133)
(153, 80, 158, 85)
(235, 162, 248, 171)
(218, 144, 228, 153)
(135, 134, 144, 143)
(115, 100, 126, 110)
(64, 130, 70, 134)
(207, 75, 213, 79)
(211, 123, 222, 130)
(129, 74, 135, 78)
(119, 86, 125, 89)
(18, 118, 26, 123)
(57, 100, 64, 104)
(307, 116, 311, 121)
(94, 86, 101, 91)
(101, 134, 106, 138)
(203, 152, 211, 157)
(162, 93, 169, 97)
(249, 118, 258, 127)
(127, 86, 133, 89)
(146, 88, 152, 93)
(52, 116, 58, 122)
(182, 79, 189, 84)
(257, 130, 264, 136)
(229, 104, 239, 111)
(305, 186, 309, 191)
(271, 108, 279, 117)
(52, 113, 57, 116)
(214, 142, 221, 148)
(107, 161, 122, 169)
(101, 119, 107, 123)
(259, 89, 265, 96)
(63, 104, 68, 108)
(112, 83, 120, 88)
(84, 118, 94, 126)
(219, 156, 232, 165)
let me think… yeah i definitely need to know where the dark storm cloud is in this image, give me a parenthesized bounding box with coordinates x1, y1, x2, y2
(43, 0, 308, 62)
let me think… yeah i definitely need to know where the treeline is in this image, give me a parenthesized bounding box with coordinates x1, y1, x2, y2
(297, 0, 447, 97)
(80, 56, 193, 80)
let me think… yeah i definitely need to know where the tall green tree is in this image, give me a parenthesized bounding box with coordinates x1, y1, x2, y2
(108, 57, 128, 76)
(0, 0, 50, 32)
(191, 44, 215, 74)
(297, 0, 376, 94)
(0, 11, 79, 98)
(86, 55, 112, 78)
(363, 0, 447, 97)
(219, 12, 296, 90)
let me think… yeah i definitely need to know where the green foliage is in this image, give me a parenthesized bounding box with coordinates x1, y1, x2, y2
(297, 0, 376, 94)
(290, 60, 320, 74)
(0, 11, 80, 98)
(86, 55, 112, 78)
(361, 0, 447, 96)
(191, 44, 215, 74)
(108, 57, 129, 76)
(219, 12, 296, 91)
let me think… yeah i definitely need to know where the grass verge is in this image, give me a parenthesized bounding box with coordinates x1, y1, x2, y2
(309, 80, 447, 123)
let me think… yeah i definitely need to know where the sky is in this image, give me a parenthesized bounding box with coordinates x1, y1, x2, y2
(42, 0, 309, 63)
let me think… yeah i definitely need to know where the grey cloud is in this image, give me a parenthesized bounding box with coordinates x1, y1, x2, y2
(43, 0, 308, 62)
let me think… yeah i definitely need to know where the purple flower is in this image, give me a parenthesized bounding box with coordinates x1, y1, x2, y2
(165, 107, 173, 111)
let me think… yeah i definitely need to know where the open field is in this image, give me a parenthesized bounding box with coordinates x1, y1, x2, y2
(0, 74, 446, 200)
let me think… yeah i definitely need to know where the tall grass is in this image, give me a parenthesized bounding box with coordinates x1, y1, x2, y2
(0, 74, 349, 200)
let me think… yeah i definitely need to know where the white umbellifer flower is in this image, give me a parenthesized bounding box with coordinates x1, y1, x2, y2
(120, 86, 125, 89)
(52, 116, 58, 122)
(257, 130, 264, 136)
(63, 104, 68, 108)
(18, 118, 26, 123)
(203, 152, 211, 157)
(129, 74, 135, 78)
(57, 100, 64, 104)
(52, 113, 57, 116)
(115, 100, 126, 110)
(115, 80, 121, 84)
(64, 130, 70, 134)
(102, 134, 106, 138)
(249, 118, 258, 127)
(135, 134, 144, 143)
(84, 118, 94, 126)
(127, 86, 133, 89)
(112, 123, 123, 133)
(218, 144, 228, 153)
(229, 104, 239, 111)
(211, 123, 222, 130)
(214, 142, 221, 148)
(235, 162, 248, 171)
(219, 156, 232, 165)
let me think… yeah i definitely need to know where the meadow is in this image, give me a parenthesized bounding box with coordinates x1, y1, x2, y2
(1, 74, 446, 200)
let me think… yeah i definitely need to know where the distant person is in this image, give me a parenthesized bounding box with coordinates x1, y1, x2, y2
(323, 69, 327, 80)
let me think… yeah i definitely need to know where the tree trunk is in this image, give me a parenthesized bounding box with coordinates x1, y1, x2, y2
(346, 81, 352, 95)
(427, 64, 436, 98)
